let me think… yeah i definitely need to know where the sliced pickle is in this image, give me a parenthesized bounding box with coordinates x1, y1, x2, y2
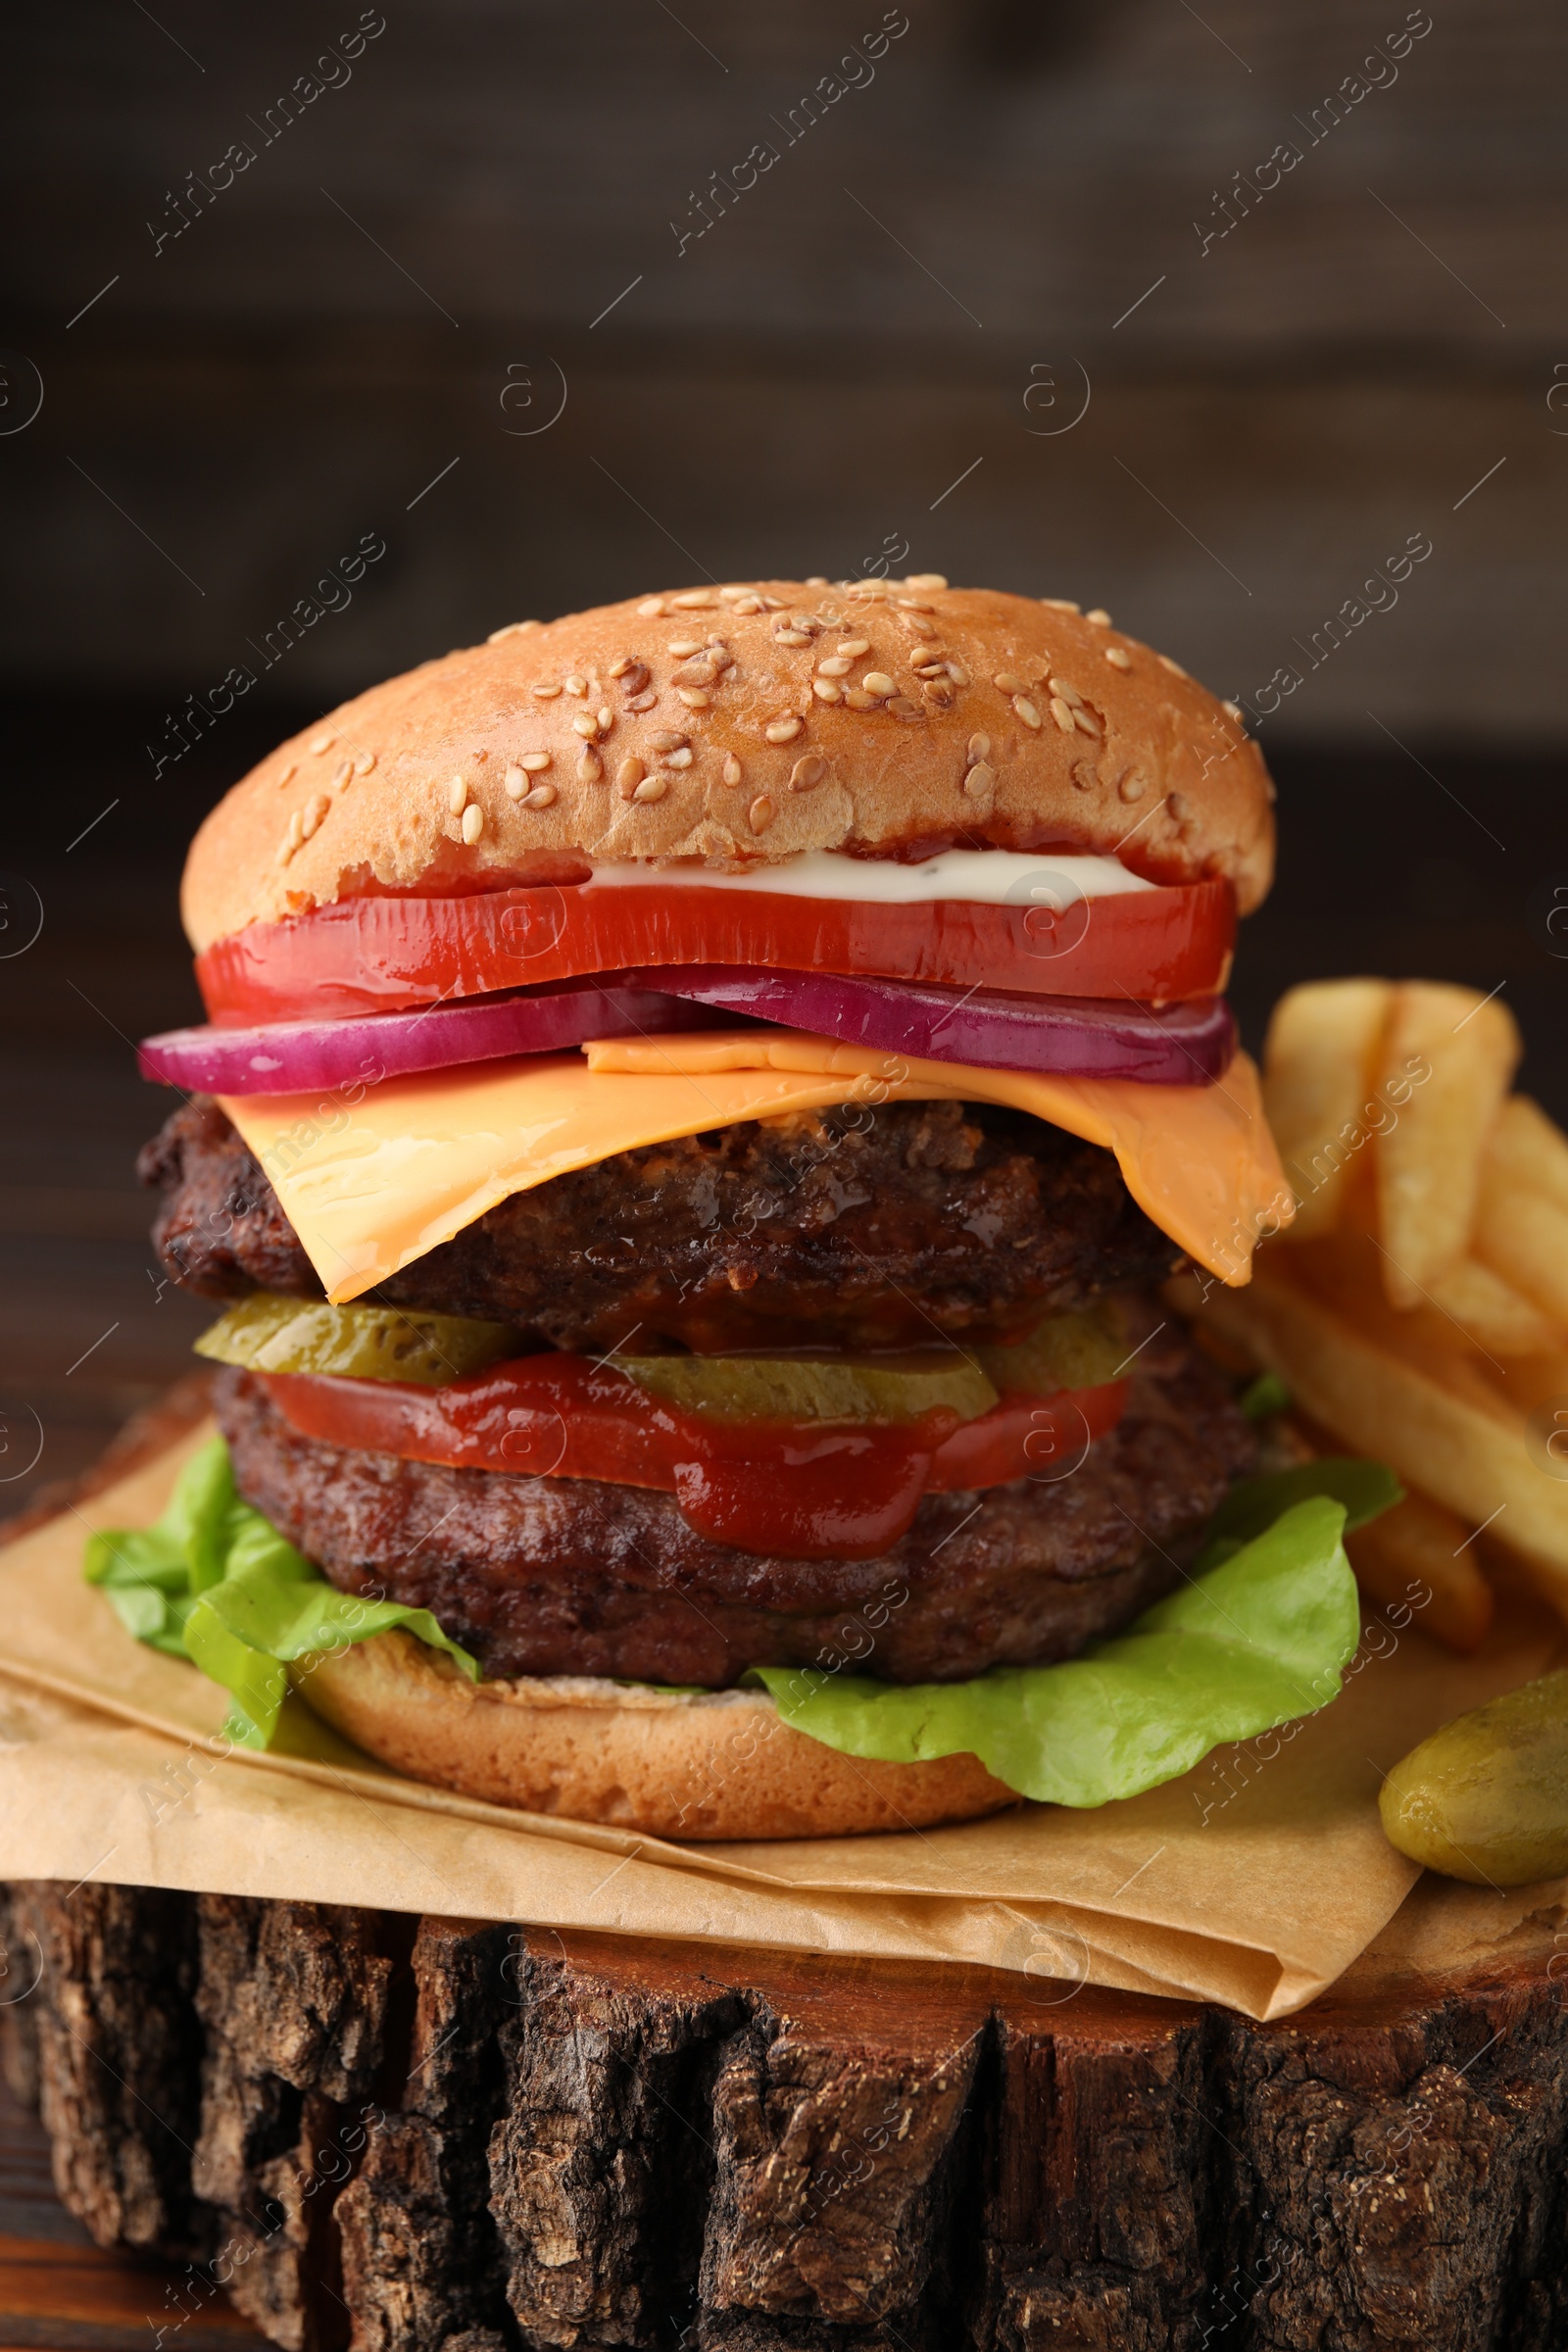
(1379, 1669, 1568, 1886)
(194, 1292, 520, 1388)
(977, 1304, 1127, 1397)
(617, 1350, 1000, 1426)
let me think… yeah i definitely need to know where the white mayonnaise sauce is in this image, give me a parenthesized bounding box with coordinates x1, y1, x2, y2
(584, 848, 1157, 906)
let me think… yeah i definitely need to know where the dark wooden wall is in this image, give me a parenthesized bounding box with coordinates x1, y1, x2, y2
(0, 0, 1563, 1519)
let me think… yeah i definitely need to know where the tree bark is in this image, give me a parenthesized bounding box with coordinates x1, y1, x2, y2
(7, 1886, 1568, 2352)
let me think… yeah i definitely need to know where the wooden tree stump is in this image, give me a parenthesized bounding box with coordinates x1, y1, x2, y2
(4, 1880, 1568, 2352)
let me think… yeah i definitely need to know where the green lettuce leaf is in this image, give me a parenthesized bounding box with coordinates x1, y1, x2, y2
(85, 1437, 477, 1748)
(752, 1473, 1377, 1807)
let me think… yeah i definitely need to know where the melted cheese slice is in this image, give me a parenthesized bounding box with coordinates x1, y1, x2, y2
(220, 1035, 1291, 1304)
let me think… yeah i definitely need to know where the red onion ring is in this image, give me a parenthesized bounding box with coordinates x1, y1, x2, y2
(141, 964, 1234, 1097)
(625, 966, 1236, 1084)
(137, 983, 711, 1096)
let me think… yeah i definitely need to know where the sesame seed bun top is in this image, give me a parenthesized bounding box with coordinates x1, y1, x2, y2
(181, 577, 1277, 953)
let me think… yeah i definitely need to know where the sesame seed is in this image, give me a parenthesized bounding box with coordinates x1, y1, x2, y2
(905, 572, 948, 590)
(1072, 709, 1101, 738)
(791, 754, 828, 792)
(773, 629, 811, 648)
(461, 804, 485, 844)
(764, 716, 804, 743)
(616, 661, 651, 695)
(572, 712, 599, 738)
(578, 746, 605, 783)
(330, 759, 352, 787)
(718, 585, 751, 604)
(676, 688, 711, 710)
(638, 598, 665, 617)
(847, 580, 890, 600)
(1041, 597, 1080, 613)
(632, 774, 668, 803)
(522, 781, 557, 808)
(625, 690, 657, 711)
(505, 765, 527, 799)
(609, 655, 637, 679)
(667, 639, 704, 658)
(355, 752, 376, 775)
(564, 675, 588, 697)
(1086, 609, 1111, 626)
(922, 681, 954, 707)
(805, 575, 829, 587)
(670, 589, 714, 609)
(310, 732, 335, 755)
(844, 688, 877, 710)
(531, 682, 563, 699)
(722, 754, 744, 786)
(1158, 654, 1188, 678)
(519, 751, 551, 772)
(662, 746, 695, 768)
(617, 757, 646, 795)
(836, 639, 871, 659)
(597, 707, 613, 730)
(945, 662, 970, 687)
(1049, 677, 1082, 706)
(749, 795, 775, 833)
(962, 761, 994, 799)
(1119, 773, 1148, 802)
(1013, 696, 1043, 729)
(813, 679, 843, 703)
(903, 616, 938, 638)
(1104, 647, 1132, 670)
(277, 762, 297, 786)
(648, 731, 687, 753)
(887, 696, 925, 721)
(448, 776, 468, 813)
(1169, 791, 1191, 819)
(1049, 698, 1077, 735)
(913, 662, 948, 678)
(992, 671, 1026, 694)
(896, 599, 934, 612)
(487, 619, 541, 643)
(301, 792, 330, 837)
(1222, 699, 1244, 721)
(860, 672, 896, 698)
(967, 732, 991, 762)
(730, 595, 763, 615)
(817, 657, 854, 677)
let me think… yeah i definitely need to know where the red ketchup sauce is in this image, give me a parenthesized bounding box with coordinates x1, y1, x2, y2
(263, 1357, 1129, 1560)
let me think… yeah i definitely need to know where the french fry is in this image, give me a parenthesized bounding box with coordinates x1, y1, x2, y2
(1421, 1256, 1562, 1358)
(1344, 1491, 1495, 1654)
(1484, 1094, 1568, 1214)
(1193, 1256, 1568, 1617)
(1373, 983, 1520, 1306)
(1474, 1164, 1568, 1332)
(1261, 979, 1392, 1237)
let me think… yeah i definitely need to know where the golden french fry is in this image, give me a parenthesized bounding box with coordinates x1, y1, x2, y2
(1421, 1256, 1562, 1357)
(1474, 1166, 1568, 1331)
(1373, 983, 1521, 1306)
(1484, 1095, 1568, 1216)
(1192, 1257, 1568, 1614)
(1344, 1491, 1494, 1654)
(1261, 979, 1392, 1237)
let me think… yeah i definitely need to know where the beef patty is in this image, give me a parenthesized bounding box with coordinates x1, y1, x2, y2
(215, 1342, 1253, 1687)
(141, 1096, 1183, 1352)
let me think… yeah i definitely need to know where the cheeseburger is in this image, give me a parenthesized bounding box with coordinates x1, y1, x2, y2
(118, 576, 1306, 1839)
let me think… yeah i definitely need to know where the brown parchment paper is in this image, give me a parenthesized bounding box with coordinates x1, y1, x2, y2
(0, 1420, 1560, 2021)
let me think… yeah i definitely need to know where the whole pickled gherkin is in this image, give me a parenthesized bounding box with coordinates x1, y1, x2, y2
(194, 1293, 521, 1388)
(1379, 1667, 1568, 1886)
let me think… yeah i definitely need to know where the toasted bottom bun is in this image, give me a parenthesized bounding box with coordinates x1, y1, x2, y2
(294, 1631, 1016, 1841)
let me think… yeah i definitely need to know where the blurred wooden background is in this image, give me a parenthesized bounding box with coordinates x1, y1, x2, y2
(0, 0, 1564, 1517)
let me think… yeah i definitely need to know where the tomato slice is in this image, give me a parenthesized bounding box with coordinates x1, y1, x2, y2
(198, 881, 1235, 1024)
(261, 1360, 1130, 1560)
